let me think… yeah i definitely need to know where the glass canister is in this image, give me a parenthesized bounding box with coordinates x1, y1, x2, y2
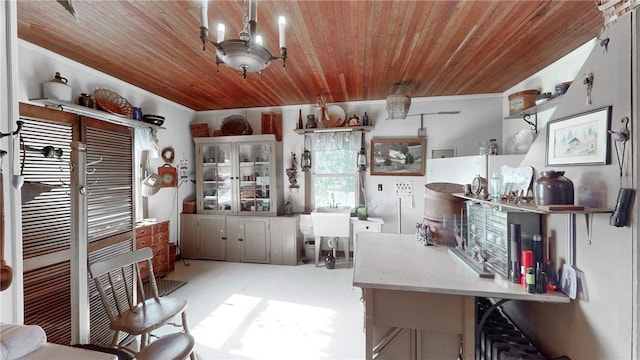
(534, 170, 574, 205)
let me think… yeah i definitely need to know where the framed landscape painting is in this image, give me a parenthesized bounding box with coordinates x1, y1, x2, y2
(546, 106, 611, 166)
(370, 138, 426, 176)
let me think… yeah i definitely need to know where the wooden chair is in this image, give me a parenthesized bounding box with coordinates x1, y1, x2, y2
(89, 247, 195, 360)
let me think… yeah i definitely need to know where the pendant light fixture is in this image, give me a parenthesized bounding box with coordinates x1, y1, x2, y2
(357, 132, 367, 172)
(199, 0, 287, 80)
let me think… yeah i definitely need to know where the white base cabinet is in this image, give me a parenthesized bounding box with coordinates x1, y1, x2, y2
(270, 216, 301, 266)
(227, 216, 270, 263)
(181, 214, 301, 265)
(181, 214, 226, 260)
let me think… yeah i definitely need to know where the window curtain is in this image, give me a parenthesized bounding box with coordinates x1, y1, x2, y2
(307, 131, 362, 152)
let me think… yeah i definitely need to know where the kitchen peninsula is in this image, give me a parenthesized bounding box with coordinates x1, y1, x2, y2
(352, 233, 569, 360)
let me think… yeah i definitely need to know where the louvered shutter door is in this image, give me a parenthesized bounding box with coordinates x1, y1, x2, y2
(19, 109, 75, 345)
(82, 117, 135, 346)
(19, 104, 136, 346)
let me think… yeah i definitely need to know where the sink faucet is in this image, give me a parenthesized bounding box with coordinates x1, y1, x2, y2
(329, 192, 339, 208)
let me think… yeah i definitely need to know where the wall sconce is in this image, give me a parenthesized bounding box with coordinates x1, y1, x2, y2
(357, 132, 367, 172)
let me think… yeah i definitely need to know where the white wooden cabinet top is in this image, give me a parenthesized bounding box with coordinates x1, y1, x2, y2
(353, 233, 569, 303)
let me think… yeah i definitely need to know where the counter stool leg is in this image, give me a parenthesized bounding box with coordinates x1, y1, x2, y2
(345, 236, 350, 268)
(315, 236, 322, 267)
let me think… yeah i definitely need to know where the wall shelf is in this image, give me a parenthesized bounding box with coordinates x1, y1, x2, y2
(453, 193, 611, 215)
(504, 95, 565, 120)
(29, 98, 165, 130)
(294, 125, 374, 134)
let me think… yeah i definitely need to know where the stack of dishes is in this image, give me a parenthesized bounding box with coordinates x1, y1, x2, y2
(142, 114, 165, 126)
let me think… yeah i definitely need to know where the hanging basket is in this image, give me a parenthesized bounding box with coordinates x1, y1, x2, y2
(386, 94, 411, 120)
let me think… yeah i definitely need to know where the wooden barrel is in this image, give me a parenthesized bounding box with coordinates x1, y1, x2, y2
(424, 182, 466, 246)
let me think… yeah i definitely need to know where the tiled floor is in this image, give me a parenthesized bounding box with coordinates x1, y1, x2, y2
(153, 258, 365, 360)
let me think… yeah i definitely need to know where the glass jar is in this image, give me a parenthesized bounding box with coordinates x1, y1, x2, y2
(488, 139, 499, 155)
(78, 93, 94, 108)
(490, 172, 502, 200)
(534, 170, 574, 205)
(478, 142, 487, 155)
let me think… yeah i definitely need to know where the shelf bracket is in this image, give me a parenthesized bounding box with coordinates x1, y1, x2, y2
(522, 113, 537, 133)
(584, 213, 594, 245)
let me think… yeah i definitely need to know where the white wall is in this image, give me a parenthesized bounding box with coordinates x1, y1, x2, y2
(195, 93, 503, 234)
(500, 15, 634, 359)
(502, 39, 595, 154)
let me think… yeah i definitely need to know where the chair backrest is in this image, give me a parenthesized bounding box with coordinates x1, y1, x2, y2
(89, 247, 159, 324)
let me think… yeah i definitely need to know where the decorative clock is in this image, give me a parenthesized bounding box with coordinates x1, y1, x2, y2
(471, 175, 487, 196)
(158, 164, 178, 187)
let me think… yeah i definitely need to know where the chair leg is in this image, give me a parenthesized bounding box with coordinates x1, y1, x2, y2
(140, 332, 149, 350)
(181, 311, 190, 333)
(181, 312, 196, 360)
(111, 330, 121, 349)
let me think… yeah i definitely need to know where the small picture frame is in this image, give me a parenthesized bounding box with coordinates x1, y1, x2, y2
(370, 138, 426, 176)
(546, 106, 611, 166)
(431, 147, 456, 159)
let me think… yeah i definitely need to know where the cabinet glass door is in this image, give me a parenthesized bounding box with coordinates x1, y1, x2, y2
(201, 143, 232, 212)
(237, 142, 272, 214)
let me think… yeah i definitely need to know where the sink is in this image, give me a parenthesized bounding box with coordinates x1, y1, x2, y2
(311, 206, 351, 237)
(313, 206, 351, 213)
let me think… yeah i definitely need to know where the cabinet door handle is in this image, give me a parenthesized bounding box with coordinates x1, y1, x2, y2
(221, 237, 227, 240)
(238, 238, 243, 242)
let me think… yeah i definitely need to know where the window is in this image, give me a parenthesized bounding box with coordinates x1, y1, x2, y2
(309, 132, 361, 209)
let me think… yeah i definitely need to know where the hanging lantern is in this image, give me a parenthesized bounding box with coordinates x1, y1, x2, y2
(302, 149, 311, 171)
(357, 132, 367, 171)
(301, 135, 312, 171)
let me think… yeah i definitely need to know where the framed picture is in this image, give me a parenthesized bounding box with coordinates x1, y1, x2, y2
(370, 138, 426, 176)
(431, 147, 456, 159)
(546, 106, 611, 166)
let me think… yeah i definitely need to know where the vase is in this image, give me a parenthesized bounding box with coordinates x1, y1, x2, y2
(325, 253, 335, 269)
(78, 93, 94, 108)
(306, 114, 317, 129)
(357, 206, 368, 220)
(534, 170, 574, 205)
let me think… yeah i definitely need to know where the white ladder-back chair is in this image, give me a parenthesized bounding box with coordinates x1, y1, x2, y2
(89, 247, 195, 360)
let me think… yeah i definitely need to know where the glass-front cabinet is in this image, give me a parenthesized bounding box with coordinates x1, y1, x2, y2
(194, 135, 282, 216)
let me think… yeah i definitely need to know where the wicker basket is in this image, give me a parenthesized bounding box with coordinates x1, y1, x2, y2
(190, 123, 210, 137)
(221, 115, 253, 135)
(94, 89, 134, 116)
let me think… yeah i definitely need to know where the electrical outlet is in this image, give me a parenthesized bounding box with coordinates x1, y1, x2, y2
(378, 184, 383, 191)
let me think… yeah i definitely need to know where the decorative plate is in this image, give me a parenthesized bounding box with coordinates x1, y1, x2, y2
(94, 88, 134, 117)
(321, 105, 346, 128)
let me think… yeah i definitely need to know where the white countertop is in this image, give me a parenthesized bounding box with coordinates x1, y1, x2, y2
(350, 217, 384, 224)
(352, 233, 569, 303)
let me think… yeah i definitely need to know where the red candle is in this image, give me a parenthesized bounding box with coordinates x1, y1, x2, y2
(521, 250, 533, 288)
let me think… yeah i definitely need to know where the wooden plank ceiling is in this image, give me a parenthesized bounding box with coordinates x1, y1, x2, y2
(17, 1, 603, 111)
